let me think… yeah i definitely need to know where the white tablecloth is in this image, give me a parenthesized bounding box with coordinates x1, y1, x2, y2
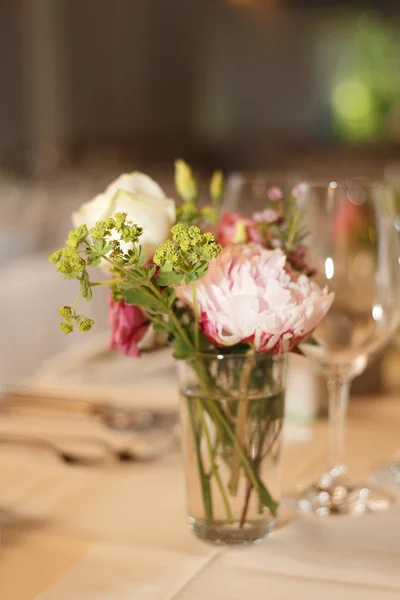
(0, 355, 400, 599)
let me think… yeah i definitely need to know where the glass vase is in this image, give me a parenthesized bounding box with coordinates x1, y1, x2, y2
(178, 351, 287, 545)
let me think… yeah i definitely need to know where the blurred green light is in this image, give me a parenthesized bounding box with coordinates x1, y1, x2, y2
(332, 79, 372, 121)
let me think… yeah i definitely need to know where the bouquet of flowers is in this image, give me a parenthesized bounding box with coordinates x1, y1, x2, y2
(50, 162, 333, 544)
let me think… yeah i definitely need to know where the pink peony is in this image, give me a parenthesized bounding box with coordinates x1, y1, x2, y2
(217, 212, 261, 246)
(253, 208, 280, 224)
(177, 244, 333, 354)
(108, 297, 149, 357)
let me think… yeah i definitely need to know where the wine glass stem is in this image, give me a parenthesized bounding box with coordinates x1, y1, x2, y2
(327, 377, 350, 480)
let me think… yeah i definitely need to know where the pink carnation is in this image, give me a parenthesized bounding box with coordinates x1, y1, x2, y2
(177, 244, 333, 354)
(217, 211, 261, 246)
(108, 297, 149, 357)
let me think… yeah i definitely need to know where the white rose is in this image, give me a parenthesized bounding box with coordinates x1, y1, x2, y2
(72, 172, 176, 266)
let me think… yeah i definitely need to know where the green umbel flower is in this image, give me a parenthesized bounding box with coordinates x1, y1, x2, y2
(60, 320, 73, 334)
(153, 239, 183, 267)
(78, 317, 94, 332)
(66, 225, 89, 249)
(58, 306, 72, 318)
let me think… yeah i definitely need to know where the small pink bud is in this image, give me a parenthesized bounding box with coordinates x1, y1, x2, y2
(267, 186, 284, 201)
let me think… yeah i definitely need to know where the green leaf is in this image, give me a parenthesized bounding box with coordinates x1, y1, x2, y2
(93, 238, 107, 252)
(123, 288, 166, 313)
(86, 254, 101, 267)
(136, 245, 146, 267)
(194, 261, 209, 279)
(165, 288, 177, 307)
(172, 336, 194, 360)
(152, 319, 174, 334)
(79, 272, 92, 301)
(183, 272, 196, 284)
(62, 271, 80, 280)
(157, 271, 184, 286)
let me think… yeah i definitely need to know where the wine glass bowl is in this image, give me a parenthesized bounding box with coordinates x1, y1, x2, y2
(297, 180, 400, 515)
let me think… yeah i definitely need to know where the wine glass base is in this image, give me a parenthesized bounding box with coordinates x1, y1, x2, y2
(297, 480, 394, 516)
(372, 462, 400, 487)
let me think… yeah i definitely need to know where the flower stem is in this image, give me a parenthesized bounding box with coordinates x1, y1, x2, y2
(90, 279, 121, 287)
(228, 350, 255, 496)
(203, 396, 278, 517)
(239, 395, 283, 527)
(197, 399, 233, 524)
(192, 284, 200, 351)
(186, 397, 213, 525)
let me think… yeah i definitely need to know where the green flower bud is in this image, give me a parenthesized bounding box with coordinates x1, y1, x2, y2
(153, 240, 181, 266)
(201, 206, 218, 225)
(177, 203, 198, 219)
(203, 232, 215, 243)
(90, 222, 108, 239)
(58, 305, 72, 318)
(188, 225, 202, 246)
(202, 241, 220, 259)
(210, 170, 224, 203)
(66, 225, 89, 248)
(233, 220, 248, 244)
(49, 249, 62, 264)
(56, 247, 86, 277)
(60, 320, 73, 334)
(174, 160, 198, 203)
(171, 223, 191, 251)
(78, 317, 94, 332)
(112, 212, 143, 243)
(105, 217, 116, 230)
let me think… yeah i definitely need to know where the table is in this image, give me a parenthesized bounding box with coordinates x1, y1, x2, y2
(0, 392, 399, 600)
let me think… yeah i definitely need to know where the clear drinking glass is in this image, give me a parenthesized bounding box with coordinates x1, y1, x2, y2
(298, 179, 400, 515)
(179, 351, 287, 544)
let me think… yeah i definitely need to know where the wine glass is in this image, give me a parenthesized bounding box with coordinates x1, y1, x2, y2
(223, 171, 301, 217)
(297, 179, 400, 515)
(371, 179, 400, 488)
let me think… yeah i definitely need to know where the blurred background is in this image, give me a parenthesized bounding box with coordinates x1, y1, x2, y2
(1, 0, 400, 398)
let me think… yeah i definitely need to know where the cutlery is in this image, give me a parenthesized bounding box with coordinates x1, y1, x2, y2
(0, 433, 167, 466)
(1, 388, 177, 432)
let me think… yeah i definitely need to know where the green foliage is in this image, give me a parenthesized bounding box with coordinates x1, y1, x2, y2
(174, 161, 224, 228)
(66, 225, 89, 249)
(153, 224, 221, 286)
(79, 271, 92, 301)
(49, 169, 222, 363)
(176, 203, 201, 227)
(157, 271, 184, 286)
(78, 317, 95, 332)
(173, 335, 195, 360)
(122, 288, 166, 312)
(58, 305, 94, 335)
